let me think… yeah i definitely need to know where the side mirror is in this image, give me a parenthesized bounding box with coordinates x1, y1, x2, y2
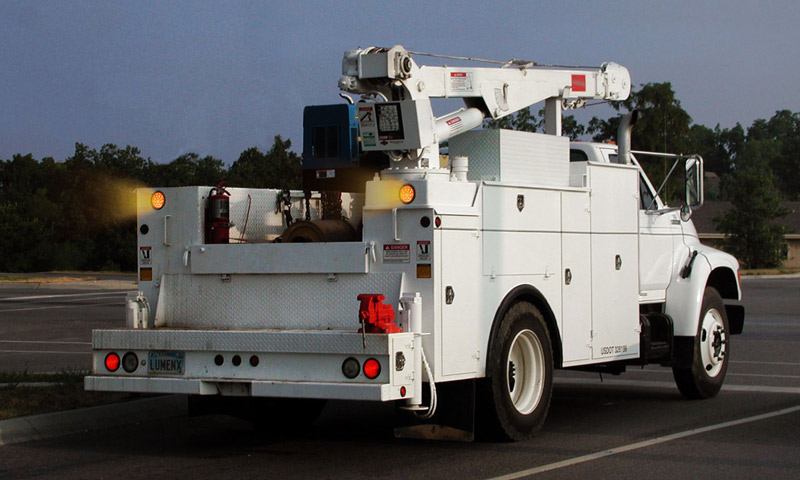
(683, 156, 704, 220)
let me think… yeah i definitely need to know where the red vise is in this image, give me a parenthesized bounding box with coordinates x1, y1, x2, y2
(357, 294, 403, 334)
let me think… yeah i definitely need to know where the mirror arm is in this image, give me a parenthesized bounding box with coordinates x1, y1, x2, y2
(645, 206, 682, 216)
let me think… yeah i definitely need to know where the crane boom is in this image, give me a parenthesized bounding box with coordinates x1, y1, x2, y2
(338, 45, 631, 169)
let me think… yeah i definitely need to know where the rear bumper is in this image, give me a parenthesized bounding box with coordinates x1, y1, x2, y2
(86, 329, 416, 402)
(84, 376, 392, 401)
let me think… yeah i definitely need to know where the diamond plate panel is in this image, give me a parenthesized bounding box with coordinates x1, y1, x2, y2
(449, 130, 501, 181)
(449, 129, 569, 186)
(157, 272, 403, 330)
(93, 329, 402, 356)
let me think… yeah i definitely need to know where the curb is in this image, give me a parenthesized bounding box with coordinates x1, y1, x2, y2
(0, 395, 187, 446)
(741, 272, 800, 279)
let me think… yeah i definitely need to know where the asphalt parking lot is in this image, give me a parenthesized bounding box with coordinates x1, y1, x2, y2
(0, 275, 798, 479)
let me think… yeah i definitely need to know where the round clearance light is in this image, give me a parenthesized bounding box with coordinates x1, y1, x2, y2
(249, 355, 259, 367)
(342, 357, 360, 379)
(105, 352, 120, 372)
(122, 352, 139, 373)
(363, 358, 381, 379)
(399, 184, 415, 204)
(151, 191, 166, 210)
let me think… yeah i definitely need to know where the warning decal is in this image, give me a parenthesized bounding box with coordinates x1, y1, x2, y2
(571, 74, 586, 92)
(139, 246, 152, 265)
(416, 241, 430, 262)
(383, 244, 410, 263)
(359, 106, 375, 127)
(450, 72, 474, 93)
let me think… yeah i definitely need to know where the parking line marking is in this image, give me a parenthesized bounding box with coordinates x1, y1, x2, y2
(733, 360, 800, 366)
(487, 404, 800, 480)
(0, 350, 90, 355)
(729, 372, 800, 379)
(623, 369, 800, 380)
(555, 377, 800, 394)
(0, 291, 126, 302)
(0, 301, 123, 313)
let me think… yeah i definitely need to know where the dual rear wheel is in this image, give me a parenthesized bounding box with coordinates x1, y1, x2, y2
(480, 301, 553, 441)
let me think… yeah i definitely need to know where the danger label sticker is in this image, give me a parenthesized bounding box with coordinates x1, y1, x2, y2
(383, 244, 410, 263)
(450, 72, 473, 92)
(139, 246, 152, 265)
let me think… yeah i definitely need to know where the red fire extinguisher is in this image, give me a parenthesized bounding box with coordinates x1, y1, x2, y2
(206, 182, 231, 244)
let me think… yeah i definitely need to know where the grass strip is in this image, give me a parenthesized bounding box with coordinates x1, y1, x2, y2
(0, 370, 141, 421)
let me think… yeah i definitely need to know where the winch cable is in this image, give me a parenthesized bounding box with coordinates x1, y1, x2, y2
(406, 50, 599, 70)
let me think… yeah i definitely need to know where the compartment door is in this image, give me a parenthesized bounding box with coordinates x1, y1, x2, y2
(439, 229, 480, 377)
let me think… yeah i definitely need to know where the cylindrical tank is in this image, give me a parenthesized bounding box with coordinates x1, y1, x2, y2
(281, 219, 357, 243)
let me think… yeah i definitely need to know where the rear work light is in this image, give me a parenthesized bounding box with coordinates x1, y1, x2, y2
(363, 358, 381, 379)
(122, 352, 139, 373)
(342, 357, 360, 379)
(399, 184, 415, 204)
(105, 352, 120, 372)
(151, 191, 166, 210)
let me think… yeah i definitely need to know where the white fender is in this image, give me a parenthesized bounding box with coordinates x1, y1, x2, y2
(665, 244, 741, 337)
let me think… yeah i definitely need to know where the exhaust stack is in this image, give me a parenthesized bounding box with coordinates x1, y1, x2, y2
(617, 110, 639, 164)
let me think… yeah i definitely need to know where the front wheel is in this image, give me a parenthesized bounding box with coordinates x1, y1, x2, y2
(480, 302, 553, 441)
(673, 287, 729, 399)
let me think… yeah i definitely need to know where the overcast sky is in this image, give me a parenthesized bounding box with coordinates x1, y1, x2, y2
(2, 0, 798, 165)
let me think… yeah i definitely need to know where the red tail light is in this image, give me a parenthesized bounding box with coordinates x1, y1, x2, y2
(363, 358, 381, 379)
(105, 352, 120, 372)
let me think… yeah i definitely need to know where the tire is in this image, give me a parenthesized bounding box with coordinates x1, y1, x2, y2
(480, 302, 554, 441)
(673, 287, 729, 399)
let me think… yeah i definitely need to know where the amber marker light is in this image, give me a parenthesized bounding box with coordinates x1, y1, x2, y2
(399, 184, 415, 204)
(151, 191, 166, 210)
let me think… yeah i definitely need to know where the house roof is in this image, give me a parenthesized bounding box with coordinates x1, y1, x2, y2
(691, 201, 800, 234)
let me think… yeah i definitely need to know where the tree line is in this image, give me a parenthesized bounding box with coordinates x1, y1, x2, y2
(0, 136, 301, 272)
(2, 83, 797, 272)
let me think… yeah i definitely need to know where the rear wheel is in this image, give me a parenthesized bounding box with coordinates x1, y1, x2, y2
(673, 287, 729, 399)
(480, 302, 553, 441)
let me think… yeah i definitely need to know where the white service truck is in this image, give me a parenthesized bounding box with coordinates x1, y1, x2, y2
(86, 46, 744, 441)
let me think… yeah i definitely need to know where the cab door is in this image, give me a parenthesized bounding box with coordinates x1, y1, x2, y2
(637, 171, 680, 302)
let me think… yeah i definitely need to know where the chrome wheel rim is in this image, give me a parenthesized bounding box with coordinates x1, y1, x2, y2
(700, 308, 727, 377)
(506, 329, 545, 414)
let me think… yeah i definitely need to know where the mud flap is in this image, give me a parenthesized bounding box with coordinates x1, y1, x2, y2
(726, 304, 745, 335)
(393, 379, 475, 442)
